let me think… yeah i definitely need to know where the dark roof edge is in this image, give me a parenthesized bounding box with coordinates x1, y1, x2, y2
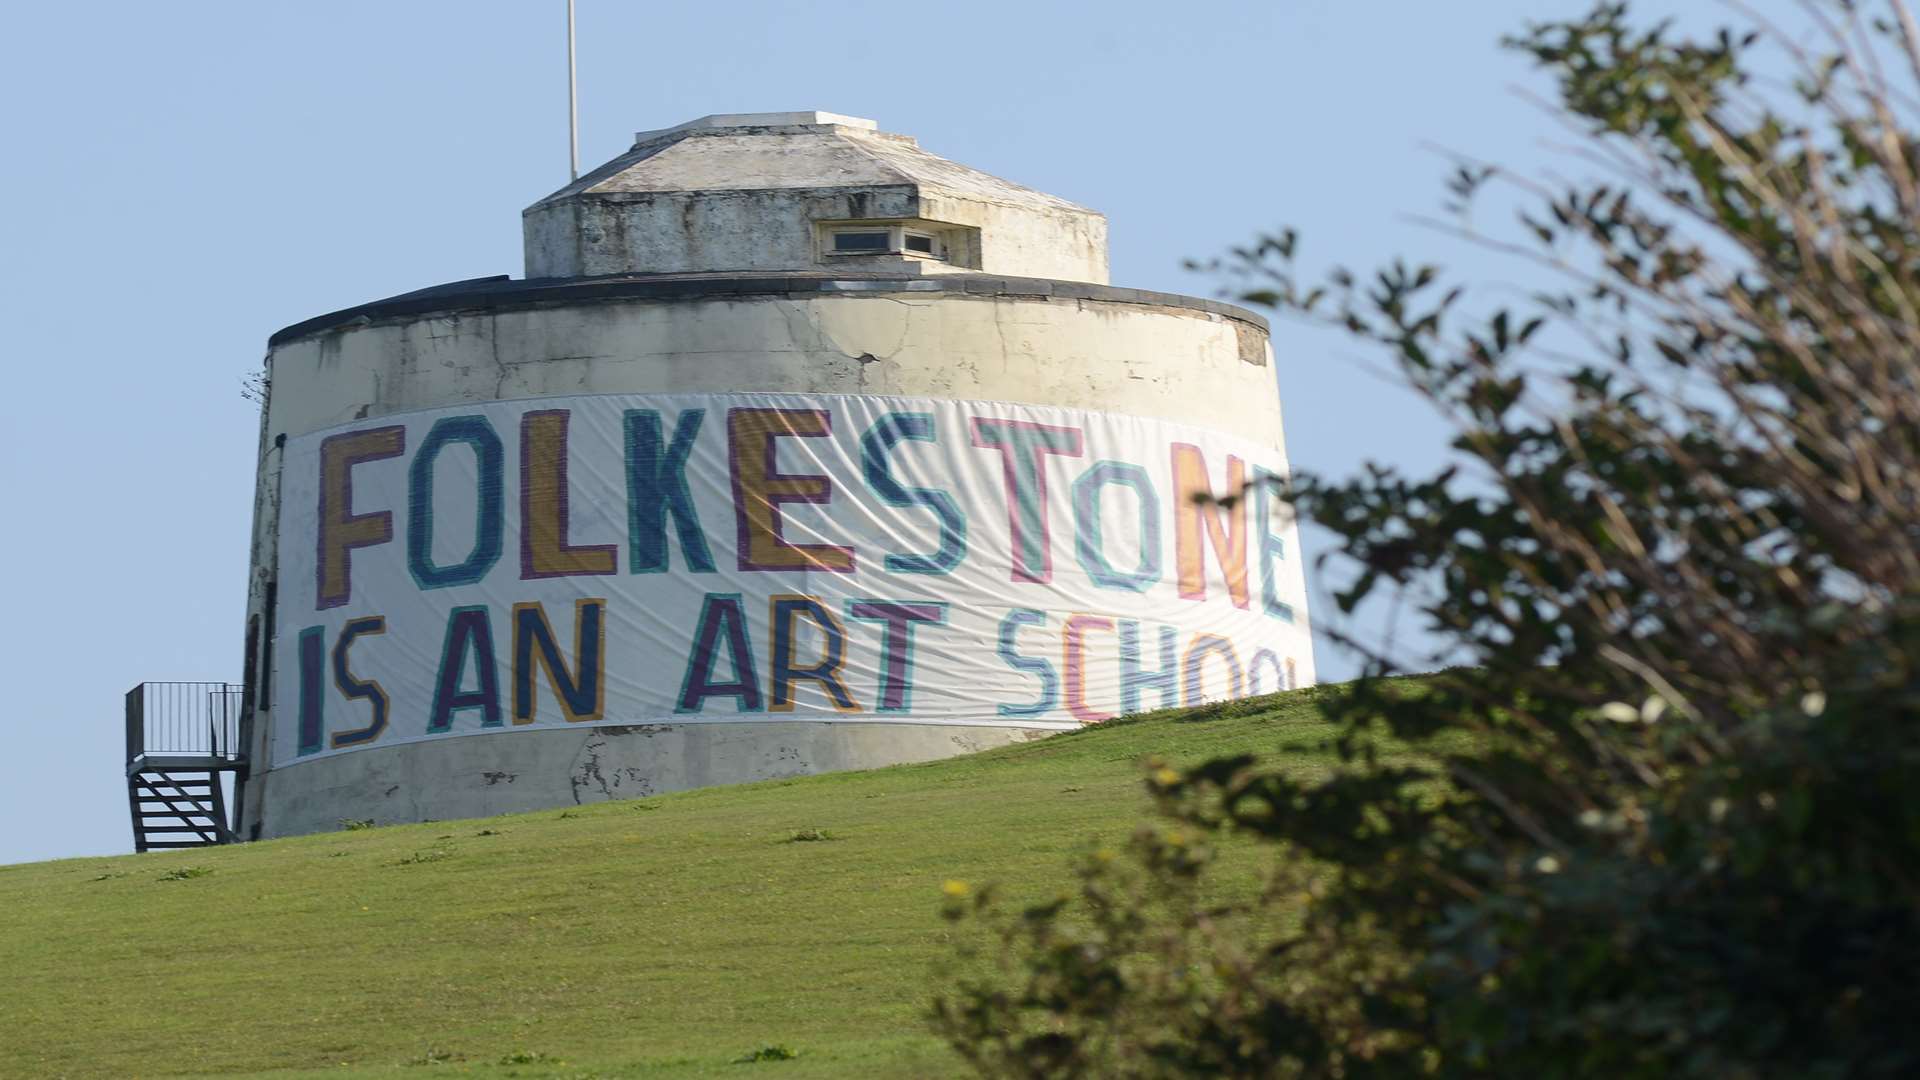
(267, 272, 1269, 347)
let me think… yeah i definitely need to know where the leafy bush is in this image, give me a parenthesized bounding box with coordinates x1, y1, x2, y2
(935, 3, 1920, 1076)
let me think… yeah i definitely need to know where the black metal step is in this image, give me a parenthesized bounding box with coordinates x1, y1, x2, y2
(128, 766, 235, 853)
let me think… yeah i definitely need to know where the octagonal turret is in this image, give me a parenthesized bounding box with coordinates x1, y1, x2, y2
(523, 111, 1109, 283)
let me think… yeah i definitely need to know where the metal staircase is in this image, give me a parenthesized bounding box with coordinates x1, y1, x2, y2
(128, 770, 234, 849)
(125, 682, 247, 853)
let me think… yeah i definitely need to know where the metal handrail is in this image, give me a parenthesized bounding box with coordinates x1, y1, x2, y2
(125, 681, 245, 767)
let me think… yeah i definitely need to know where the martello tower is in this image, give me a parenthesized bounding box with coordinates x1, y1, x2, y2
(142, 112, 1317, 843)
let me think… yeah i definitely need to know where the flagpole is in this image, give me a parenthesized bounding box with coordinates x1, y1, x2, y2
(567, 0, 580, 181)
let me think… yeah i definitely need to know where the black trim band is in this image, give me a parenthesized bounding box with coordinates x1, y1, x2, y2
(268, 272, 1269, 347)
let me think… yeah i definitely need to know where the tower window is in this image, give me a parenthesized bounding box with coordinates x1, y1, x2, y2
(824, 224, 949, 261)
(831, 230, 891, 253)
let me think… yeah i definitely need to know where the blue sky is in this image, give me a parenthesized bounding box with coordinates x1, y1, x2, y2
(0, 0, 1642, 864)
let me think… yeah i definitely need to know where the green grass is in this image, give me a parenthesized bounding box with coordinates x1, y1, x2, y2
(0, 684, 1368, 1079)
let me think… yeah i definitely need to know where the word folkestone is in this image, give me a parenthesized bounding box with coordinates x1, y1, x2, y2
(272, 392, 1314, 766)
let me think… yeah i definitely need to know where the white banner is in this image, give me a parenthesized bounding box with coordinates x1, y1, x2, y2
(271, 393, 1313, 766)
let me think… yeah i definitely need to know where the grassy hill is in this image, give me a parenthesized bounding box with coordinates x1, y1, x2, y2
(0, 685, 1367, 1079)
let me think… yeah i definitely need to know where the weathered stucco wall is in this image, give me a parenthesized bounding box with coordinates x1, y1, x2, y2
(524, 188, 921, 280)
(951, 197, 1108, 286)
(523, 189, 1109, 284)
(261, 286, 1279, 445)
(238, 278, 1289, 839)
